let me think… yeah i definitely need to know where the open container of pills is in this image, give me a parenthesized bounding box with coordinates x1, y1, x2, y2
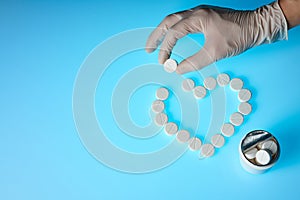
(239, 130, 280, 174)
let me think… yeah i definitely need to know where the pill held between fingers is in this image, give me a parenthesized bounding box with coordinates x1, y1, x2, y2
(217, 73, 230, 86)
(176, 130, 191, 143)
(244, 147, 258, 160)
(230, 78, 244, 91)
(193, 86, 207, 99)
(164, 122, 178, 135)
(221, 123, 235, 137)
(211, 134, 225, 148)
(238, 102, 252, 115)
(189, 137, 202, 151)
(156, 87, 169, 100)
(255, 149, 272, 165)
(182, 79, 195, 92)
(200, 144, 215, 158)
(155, 113, 168, 126)
(204, 76, 217, 90)
(230, 112, 244, 126)
(261, 140, 278, 155)
(163, 58, 178, 73)
(238, 89, 252, 102)
(151, 100, 165, 113)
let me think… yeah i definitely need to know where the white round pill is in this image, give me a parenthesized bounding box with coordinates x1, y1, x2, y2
(193, 86, 207, 99)
(244, 147, 258, 160)
(176, 130, 190, 143)
(211, 134, 225, 148)
(151, 100, 165, 113)
(200, 144, 215, 158)
(255, 149, 272, 165)
(217, 73, 230, 86)
(182, 79, 195, 92)
(238, 102, 252, 115)
(163, 58, 178, 73)
(230, 112, 244, 126)
(261, 140, 278, 155)
(238, 89, 252, 102)
(230, 78, 244, 91)
(204, 76, 217, 90)
(164, 122, 178, 136)
(155, 113, 168, 126)
(221, 123, 235, 137)
(189, 137, 202, 151)
(156, 87, 169, 100)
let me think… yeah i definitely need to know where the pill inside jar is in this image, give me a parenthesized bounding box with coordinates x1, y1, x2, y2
(239, 130, 280, 174)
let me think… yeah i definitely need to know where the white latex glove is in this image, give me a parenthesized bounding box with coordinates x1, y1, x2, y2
(145, 1, 288, 74)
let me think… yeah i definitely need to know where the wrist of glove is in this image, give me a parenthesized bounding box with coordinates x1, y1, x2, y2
(145, 1, 288, 74)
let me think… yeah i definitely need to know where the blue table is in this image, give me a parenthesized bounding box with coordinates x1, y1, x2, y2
(1, 0, 300, 199)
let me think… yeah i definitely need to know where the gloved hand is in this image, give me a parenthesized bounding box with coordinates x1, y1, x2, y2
(145, 1, 288, 74)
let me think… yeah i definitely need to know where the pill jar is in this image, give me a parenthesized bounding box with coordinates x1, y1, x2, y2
(239, 130, 280, 174)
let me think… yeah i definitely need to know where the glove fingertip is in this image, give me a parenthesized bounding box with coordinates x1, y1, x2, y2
(145, 47, 156, 53)
(158, 51, 170, 65)
(175, 68, 185, 74)
(158, 58, 166, 65)
(176, 60, 194, 74)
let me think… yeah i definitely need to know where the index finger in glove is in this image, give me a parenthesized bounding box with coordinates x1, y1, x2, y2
(145, 10, 193, 53)
(158, 17, 203, 64)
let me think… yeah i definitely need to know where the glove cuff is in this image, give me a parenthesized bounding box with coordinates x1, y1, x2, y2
(254, 1, 288, 45)
(272, 1, 288, 41)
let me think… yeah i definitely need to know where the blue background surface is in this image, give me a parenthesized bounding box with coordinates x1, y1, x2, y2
(1, 0, 300, 199)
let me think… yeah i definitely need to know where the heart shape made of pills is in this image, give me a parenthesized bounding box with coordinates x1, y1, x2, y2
(151, 59, 253, 159)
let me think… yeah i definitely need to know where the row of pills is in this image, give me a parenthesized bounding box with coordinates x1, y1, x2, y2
(152, 87, 206, 152)
(152, 86, 223, 157)
(181, 75, 252, 156)
(159, 58, 253, 158)
(152, 87, 193, 143)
